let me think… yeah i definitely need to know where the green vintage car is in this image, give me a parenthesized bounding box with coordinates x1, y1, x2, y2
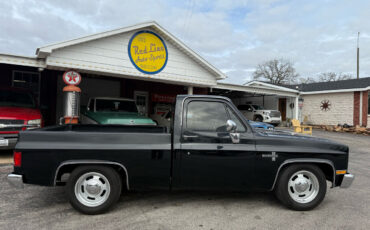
(81, 97, 156, 125)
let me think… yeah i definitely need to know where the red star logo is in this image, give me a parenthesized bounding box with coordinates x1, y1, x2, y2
(67, 73, 78, 82)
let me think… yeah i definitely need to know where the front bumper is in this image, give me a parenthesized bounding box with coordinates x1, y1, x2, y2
(0, 134, 18, 150)
(7, 173, 24, 188)
(264, 118, 281, 124)
(340, 173, 354, 188)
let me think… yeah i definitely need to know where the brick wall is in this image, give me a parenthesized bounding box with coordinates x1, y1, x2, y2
(353, 92, 360, 126)
(362, 91, 368, 127)
(301, 92, 354, 125)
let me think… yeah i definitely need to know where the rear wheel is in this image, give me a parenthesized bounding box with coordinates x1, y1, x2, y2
(67, 165, 122, 215)
(275, 164, 327, 211)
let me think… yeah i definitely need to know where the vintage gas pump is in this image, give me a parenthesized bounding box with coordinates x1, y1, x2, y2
(62, 70, 82, 124)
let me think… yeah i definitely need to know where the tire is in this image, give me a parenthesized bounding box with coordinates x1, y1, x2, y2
(66, 165, 122, 215)
(275, 164, 327, 211)
(254, 116, 263, 122)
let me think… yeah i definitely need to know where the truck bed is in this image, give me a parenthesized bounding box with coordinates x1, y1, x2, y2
(37, 124, 168, 133)
(15, 124, 172, 187)
(17, 124, 171, 150)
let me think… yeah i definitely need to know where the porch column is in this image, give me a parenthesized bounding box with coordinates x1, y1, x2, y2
(295, 96, 299, 120)
(187, 86, 193, 95)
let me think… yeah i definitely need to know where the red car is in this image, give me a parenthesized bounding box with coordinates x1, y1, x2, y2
(0, 87, 42, 150)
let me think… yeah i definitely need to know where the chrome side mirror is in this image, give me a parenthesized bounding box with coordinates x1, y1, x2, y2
(226, 120, 237, 132)
(226, 120, 240, 144)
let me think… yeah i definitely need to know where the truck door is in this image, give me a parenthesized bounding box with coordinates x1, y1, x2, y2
(177, 98, 256, 190)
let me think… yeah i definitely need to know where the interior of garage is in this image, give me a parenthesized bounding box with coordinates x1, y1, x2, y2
(1, 62, 210, 127)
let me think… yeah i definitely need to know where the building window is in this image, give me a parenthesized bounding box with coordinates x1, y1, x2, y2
(12, 71, 40, 102)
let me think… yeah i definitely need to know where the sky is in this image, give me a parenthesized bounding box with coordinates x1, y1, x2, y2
(1, 0, 370, 84)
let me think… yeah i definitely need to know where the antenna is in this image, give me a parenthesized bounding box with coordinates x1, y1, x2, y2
(357, 32, 360, 79)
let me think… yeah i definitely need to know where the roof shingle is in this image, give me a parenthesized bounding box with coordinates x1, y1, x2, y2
(283, 77, 370, 92)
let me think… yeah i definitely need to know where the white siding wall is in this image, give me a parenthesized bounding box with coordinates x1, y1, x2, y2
(301, 92, 354, 125)
(46, 29, 217, 86)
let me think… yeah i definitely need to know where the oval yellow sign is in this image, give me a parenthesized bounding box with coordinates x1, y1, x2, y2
(128, 31, 168, 74)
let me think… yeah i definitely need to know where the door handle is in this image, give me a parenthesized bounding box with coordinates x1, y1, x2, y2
(183, 135, 198, 139)
(187, 151, 191, 155)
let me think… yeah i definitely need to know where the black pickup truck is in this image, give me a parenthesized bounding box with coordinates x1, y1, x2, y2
(8, 95, 354, 214)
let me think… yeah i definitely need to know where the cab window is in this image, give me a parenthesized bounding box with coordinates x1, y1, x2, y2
(186, 101, 228, 132)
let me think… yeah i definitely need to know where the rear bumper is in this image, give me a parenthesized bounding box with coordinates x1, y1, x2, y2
(340, 173, 354, 188)
(0, 134, 18, 150)
(7, 173, 24, 188)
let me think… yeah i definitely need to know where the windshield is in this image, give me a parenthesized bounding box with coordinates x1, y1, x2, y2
(95, 99, 138, 113)
(252, 105, 264, 110)
(0, 89, 35, 108)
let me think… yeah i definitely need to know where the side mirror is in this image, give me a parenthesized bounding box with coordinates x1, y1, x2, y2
(226, 120, 237, 132)
(226, 120, 240, 144)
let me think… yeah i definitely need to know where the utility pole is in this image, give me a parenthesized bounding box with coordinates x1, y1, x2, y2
(357, 32, 360, 79)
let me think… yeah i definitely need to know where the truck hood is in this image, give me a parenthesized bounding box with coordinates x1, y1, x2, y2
(255, 129, 348, 153)
(86, 112, 156, 125)
(0, 106, 41, 120)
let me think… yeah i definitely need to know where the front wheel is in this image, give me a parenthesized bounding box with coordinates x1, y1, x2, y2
(275, 164, 327, 211)
(66, 165, 122, 215)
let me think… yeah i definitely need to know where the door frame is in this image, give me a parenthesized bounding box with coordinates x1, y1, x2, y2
(174, 97, 256, 190)
(278, 98, 287, 121)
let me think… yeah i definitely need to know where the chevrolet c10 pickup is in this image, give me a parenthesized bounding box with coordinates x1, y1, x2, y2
(7, 95, 354, 215)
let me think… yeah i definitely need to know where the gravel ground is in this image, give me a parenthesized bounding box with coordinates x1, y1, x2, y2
(0, 129, 369, 230)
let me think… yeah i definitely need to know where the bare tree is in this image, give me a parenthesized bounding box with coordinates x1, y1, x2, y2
(318, 72, 353, 82)
(252, 59, 299, 85)
(299, 77, 316, 84)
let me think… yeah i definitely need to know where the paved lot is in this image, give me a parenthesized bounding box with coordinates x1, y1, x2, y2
(0, 130, 369, 230)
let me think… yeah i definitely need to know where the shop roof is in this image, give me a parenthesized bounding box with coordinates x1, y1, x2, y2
(36, 21, 226, 80)
(283, 77, 370, 94)
(215, 82, 299, 97)
(0, 53, 46, 68)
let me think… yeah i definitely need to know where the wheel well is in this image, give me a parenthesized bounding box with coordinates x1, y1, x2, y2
(254, 115, 263, 120)
(273, 162, 335, 190)
(55, 163, 129, 190)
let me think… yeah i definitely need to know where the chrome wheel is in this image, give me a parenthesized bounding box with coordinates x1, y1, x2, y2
(74, 172, 111, 207)
(288, 170, 319, 204)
